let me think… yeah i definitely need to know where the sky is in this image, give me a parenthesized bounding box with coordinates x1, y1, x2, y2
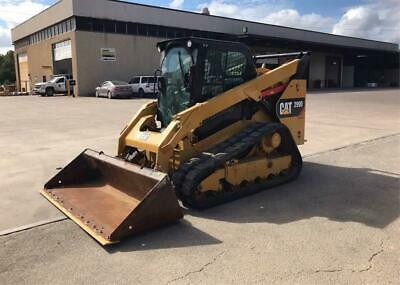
(0, 0, 399, 54)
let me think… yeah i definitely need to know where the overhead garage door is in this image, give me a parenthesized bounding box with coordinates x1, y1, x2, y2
(18, 53, 29, 92)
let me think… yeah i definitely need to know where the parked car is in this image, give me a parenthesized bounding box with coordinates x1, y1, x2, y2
(95, 81, 132, 99)
(129, 76, 159, 97)
(33, 74, 72, 96)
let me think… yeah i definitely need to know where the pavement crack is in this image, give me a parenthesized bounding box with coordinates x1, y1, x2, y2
(314, 268, 344, 273)
(0, 217, 67, 237)
(356, 240, 384, 273)
(312, 240, 385, 275)
(166, 251, 225, 284)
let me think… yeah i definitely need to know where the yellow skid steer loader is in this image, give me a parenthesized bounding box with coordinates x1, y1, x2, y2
(41, 38, 310, 245)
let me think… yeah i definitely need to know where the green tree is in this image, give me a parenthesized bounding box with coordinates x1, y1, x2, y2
(0, 50, 16, 85)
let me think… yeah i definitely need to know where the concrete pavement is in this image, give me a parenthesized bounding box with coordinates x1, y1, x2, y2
(0, 96, 148, 230)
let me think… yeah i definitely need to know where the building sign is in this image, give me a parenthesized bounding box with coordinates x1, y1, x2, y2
(101, 48, 116, 61)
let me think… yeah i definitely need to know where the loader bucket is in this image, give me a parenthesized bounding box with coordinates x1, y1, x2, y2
(40, 149, 183, 245)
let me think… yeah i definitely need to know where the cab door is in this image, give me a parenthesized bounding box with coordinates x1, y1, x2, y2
(146, 77, 156, 94)
(141, 77, 150, 93)
(55, 77, 66, 92)
(129, 77, 140, 93)
(100, 82, 109, 96)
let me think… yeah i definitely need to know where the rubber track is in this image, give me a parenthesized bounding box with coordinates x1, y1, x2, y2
(172, 122, 302, 209)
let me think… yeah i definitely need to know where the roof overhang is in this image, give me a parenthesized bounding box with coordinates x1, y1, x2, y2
(11, 0, 399, 53)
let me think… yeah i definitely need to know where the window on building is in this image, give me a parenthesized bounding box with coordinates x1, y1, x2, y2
(127, 23, 138, 34)
(104, 20, 115, 33)
(66, 19, 72, 31)
(116, 21, 126, 34)
(92, 19, 104, 32)
(138, 24, 148, 36)
(201, 31, 209, 38)
(63, 21, 68, 33)
(174, 29, 184, 38)
(75, 17, 93, 31)
(158, 26, 167, 38)
(166, 28, 174, 38)
(70, 17, 76, 30)
(148, 25, 158, 37)
(193, 30, 202, 37)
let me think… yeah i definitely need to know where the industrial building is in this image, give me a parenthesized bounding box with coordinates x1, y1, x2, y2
(11, 0, 400, 96)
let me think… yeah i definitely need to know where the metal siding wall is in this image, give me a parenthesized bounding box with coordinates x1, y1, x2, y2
(74, 31, 162, 96)
(71, 0, 398, 52)
(309, 53, 326, 89)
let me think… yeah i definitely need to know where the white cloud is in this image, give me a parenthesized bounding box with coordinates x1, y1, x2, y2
(197, 1, 334, 32)
(0, 0, 49, 28)
(198, 0, 399, 46)
(169, 0, 184, 9)
(263, 9, 335, 33)
(0, 26, 11, 46)
(0, 26, 12, 54)
(197, 0, 289, 22)
(333, 0, 400, 45)
(0, 0, 49, 54)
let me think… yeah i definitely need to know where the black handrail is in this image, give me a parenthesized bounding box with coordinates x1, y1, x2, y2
(254, 51, 311, 60)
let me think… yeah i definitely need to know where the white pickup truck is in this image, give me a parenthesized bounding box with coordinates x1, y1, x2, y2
(33, 75, 72, 96)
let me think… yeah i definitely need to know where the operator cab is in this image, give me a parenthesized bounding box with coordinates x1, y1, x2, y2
(156, 37, 257, 126)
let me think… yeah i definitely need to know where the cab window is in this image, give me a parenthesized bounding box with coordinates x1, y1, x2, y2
(201, 49, 248, 99)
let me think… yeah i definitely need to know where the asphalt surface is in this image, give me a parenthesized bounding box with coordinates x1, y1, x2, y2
(0, 89, 399, 284)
